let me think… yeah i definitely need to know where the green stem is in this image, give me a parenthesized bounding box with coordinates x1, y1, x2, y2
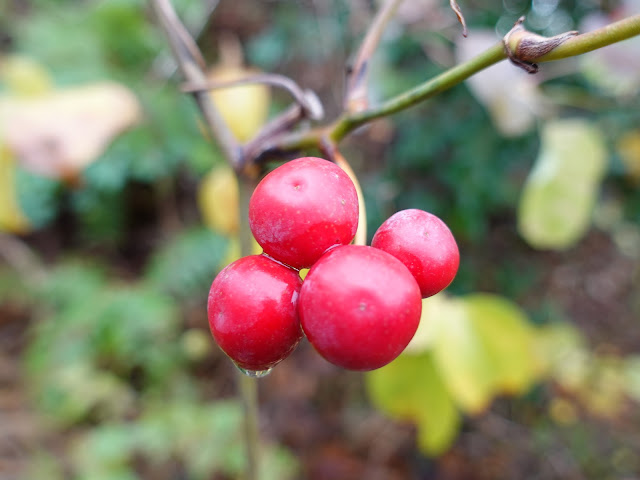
(275, 14, 640, 150)
(267, 42, 506, 152)
(238, 372, 260, 480)
(330, 42, 506, 142)
(538, 14, 640, 62)
(237, 173, 261, 480)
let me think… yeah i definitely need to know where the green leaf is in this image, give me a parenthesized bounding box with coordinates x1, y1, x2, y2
(25, 263, 183, 424)
(518, 118, 608, 250)
(145, 227, 229, 299)
(15, 6, 109, 84)
(624, 355, 640, 403)
(89, 0, 162, 74)
(36, 261, 107, 309)
(70, 188, 126, 245)
(463, 294, 540, 395)
(24, 450, 65, 480)
(366, 351, 460, 456)
(68, 400, 298, 480)
(73, 424, 137, 468)
(260, 445, 300, 480)
(15, 167, 60, 229)
(138, 400, 245, 478)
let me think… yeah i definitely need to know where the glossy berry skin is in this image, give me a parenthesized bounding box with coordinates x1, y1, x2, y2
(249, 157, 358, 269)
(207, 254, 303, 372)
(371, 209, 459, 298)
(298, 245, 422, 371)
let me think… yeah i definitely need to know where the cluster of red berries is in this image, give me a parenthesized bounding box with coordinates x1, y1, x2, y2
(207, 157, 459, 375)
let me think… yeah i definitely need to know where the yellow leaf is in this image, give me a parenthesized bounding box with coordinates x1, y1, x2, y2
(366, 352, 460, 456)
(548, 397, 578, 425)
(463, 294, 539, 395)
(198, 165, 240, 235)
(518, 119, 607, 250)
(198, 164, 262, 264)
(573, 355, 627, 418)
(617, 129, 640, 183)
(534, 322, 590, 391)
(413, 293, 540, 413)
(0, 55, 53, 96)
(0, 145, 31, 234)
(428, 297, 496, 414)
(0, 82, 141, 181)
(208, 65, 270, 143)
(221, 236, 263, 267)
(404, 293, 457, 354)
(623, 355, 640, 403)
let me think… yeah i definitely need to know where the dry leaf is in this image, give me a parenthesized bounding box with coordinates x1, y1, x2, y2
(0, 82, 141, 181)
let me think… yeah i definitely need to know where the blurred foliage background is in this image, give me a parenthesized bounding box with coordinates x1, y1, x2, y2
(0, 0, 639, 479)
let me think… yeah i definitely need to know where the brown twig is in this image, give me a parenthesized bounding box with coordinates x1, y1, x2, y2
(148, 4, 263, 480)
(182, 73, 323, 121)
(182, 73, 323, 171)
(150, 0, 220, 79)
(148, 0, 241, 169)
(182, 73, 324, 174)
(449, 0, 468, 37)
(241, 104, 309, 168)
(344, 0, 404, 113)
(0, 233, 47, 286)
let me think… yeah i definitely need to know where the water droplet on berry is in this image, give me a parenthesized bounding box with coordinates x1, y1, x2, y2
(235, 364, 274, 378)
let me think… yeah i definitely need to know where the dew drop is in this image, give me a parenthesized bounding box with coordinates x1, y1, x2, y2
(235, 364, 274, 378)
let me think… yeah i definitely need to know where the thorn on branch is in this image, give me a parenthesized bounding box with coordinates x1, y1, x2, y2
(503, 16, 578, 74)
(449, 0, 468, 37)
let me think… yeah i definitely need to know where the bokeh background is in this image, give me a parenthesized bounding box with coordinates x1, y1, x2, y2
(1, 0, 640, 479)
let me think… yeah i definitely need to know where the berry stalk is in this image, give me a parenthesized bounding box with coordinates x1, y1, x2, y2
(239, 372, 259, 480)
(237, 172, 262, 480)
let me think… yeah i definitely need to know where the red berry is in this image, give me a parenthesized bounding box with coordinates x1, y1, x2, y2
(298, 245, 422, 371)
(249, 157, 359, 269)
(371, 209, 459, 298)
(207, 254, 303, 372)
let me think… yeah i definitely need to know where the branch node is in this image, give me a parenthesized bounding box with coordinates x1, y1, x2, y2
(503, 16, 578, 74)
